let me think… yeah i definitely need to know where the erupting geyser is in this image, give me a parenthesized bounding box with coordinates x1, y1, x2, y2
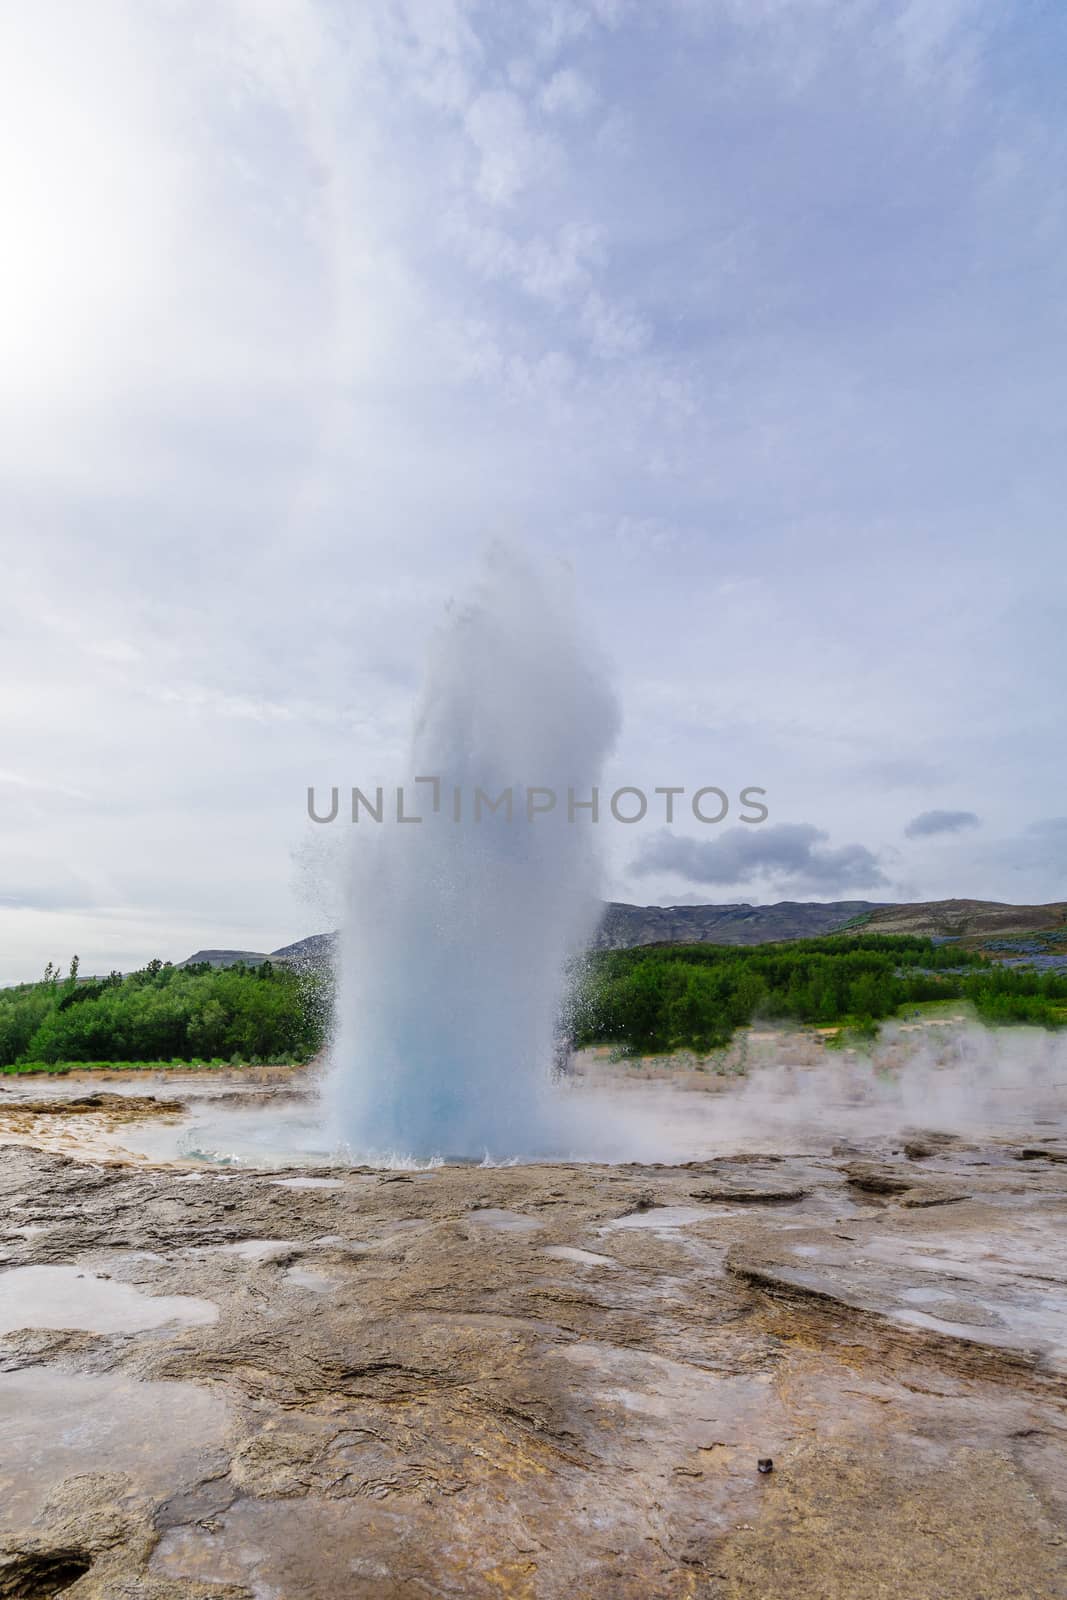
(327, 547, 620, 1159)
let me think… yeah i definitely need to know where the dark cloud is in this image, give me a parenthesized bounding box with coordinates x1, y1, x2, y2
(904, 809, 981, 839)
(631, 824, 888, 894)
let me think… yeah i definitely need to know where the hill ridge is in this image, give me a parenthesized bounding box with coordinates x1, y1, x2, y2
(178, 897, 1067, 969)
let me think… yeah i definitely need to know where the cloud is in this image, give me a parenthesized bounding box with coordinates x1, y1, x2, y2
(464, 89, 555, 205)
(1, 0, 1063, 978)
(580, 290, 650, 358)
(904, 809, 981, 838)
(855, 758, 946, 790)
(988, 818, 1067, 881)
(1024, 818, 1067, 839)
(0, 867, 102, 913)
(530, 0, 625, 60)
(446, 213, 604, 304)
(540, 67, 598, 117)
(0, 770, 92, 802)
(888, 0, 992, 95)
(631, 824, 889, 894)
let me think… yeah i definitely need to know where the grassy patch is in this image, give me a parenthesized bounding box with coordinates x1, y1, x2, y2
(894, 998, 978, 1022)
(0, 1057, 277, 1076)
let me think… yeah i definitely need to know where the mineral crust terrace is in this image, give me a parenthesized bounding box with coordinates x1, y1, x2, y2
(0, 1091, 1065, 1598)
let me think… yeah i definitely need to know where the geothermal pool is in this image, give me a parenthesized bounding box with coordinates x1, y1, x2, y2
(2, 1020, 1066, 1170)
(1, 1026, 1066, 1599)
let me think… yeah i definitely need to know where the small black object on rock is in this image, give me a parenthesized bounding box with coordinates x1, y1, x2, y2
(757, 1458, 774, 1475)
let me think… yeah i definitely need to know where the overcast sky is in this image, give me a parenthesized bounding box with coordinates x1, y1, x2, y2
(2, 0, 1065, 982)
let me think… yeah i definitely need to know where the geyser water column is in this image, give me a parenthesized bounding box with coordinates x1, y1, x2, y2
(328, 547, 620, 1160)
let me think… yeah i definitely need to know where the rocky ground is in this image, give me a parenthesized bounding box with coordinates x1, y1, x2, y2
(0, 1076, 1065, 1598)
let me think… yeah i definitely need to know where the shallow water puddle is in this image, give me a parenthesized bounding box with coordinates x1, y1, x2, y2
(0, 1264, 217, 1335)
(271, 1176, 344, 1190)
(153, 1493, 417, 1598)
(284, 1264, 335, 1292)
(776, 1228, 1067, 1370)
(541, 1245, 618, 1268)
(0, 1367, 230, 1534)
(600, 1204, 720, 1233)
(212, 1238, 298, 1262)
(466, 1207, 542, 1233)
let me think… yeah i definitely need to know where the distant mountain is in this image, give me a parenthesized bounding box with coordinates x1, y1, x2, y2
(843, 898, 1067, 941)
(270, 932, 339, 967)
(179, 934, 338, 971)
(179, 898, 1067, 970)
(180, 948, 273, 968)
(592, 900, 885, 949)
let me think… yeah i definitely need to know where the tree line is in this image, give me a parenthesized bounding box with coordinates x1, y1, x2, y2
(3, 935, 1063, 1071)
(0, 958, 326, 1069)
(571, 935, 1067, 1054)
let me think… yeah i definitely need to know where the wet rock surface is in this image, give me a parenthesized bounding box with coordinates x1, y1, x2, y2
(0, 1116, 1065, 1597)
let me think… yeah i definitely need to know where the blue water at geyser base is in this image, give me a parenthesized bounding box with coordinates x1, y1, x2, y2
(324, 547, 620, 1162)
